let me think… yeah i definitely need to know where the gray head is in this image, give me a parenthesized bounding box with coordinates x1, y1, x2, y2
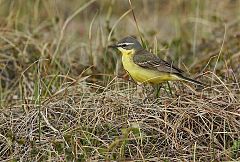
(109, 36, 143, 51)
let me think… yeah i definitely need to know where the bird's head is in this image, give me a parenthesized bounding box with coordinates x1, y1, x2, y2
(109, 36, 143, 55)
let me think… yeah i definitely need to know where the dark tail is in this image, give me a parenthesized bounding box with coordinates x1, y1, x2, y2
(179, 75, 205, 88)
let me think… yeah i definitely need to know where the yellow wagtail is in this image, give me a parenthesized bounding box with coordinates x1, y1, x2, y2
(109, 36, 204, 86)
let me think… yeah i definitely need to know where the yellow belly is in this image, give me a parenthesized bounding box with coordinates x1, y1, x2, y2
(122, 54, 180, 84)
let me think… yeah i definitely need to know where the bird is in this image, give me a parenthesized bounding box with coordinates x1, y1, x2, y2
(108, 36, 204, 87)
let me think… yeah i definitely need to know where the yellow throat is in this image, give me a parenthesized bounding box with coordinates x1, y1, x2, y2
(117, 47, 136, 72)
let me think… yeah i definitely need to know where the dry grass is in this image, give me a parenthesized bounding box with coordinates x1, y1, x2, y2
(0, 0, 240, 161)
(1, 80, 240, 161)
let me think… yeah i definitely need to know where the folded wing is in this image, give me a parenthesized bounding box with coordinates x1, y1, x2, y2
(133, 49, 184, 74)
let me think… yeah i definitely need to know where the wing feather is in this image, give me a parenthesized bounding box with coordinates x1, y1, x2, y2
(133, 49, 184, 74)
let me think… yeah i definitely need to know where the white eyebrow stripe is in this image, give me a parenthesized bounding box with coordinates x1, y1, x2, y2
(118, 42, 134, 46)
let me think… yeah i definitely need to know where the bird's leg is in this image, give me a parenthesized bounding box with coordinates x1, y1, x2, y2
(166, 81, 173, 97)
(154, 84, 163, 98)
(143, 84, 163, 104)
(143, 84, 163, 103)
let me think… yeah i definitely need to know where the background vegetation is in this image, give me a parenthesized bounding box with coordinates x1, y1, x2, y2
(0, 0, 240, 161)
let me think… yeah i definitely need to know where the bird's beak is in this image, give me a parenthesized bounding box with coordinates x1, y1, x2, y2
(108, 44, 118, 48)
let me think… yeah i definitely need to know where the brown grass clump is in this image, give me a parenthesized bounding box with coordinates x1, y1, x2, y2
(1, 80, 240, 161)
(0, 0, 240, 161)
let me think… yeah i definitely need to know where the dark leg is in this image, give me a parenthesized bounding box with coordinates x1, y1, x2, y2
(155, 84, 163, 98)
(166, 81, 173, 97)
(143, 84, 163, 103)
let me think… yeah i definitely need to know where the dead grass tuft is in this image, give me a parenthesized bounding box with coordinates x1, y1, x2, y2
(1, 79, 240, 161)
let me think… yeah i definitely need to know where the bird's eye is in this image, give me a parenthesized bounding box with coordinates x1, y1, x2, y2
(118, 43, 132, 48)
